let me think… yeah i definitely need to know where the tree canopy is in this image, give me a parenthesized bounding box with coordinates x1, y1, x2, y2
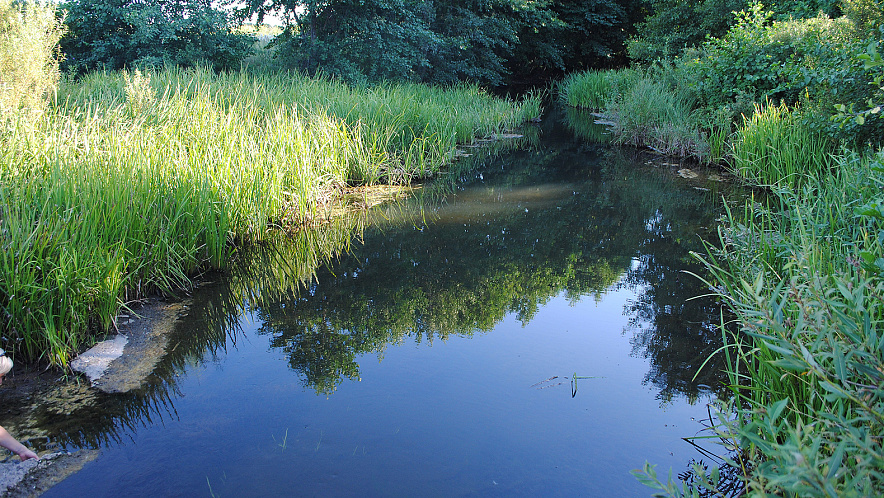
(61, 0, 255, 74)
(228, 0, 641, 85)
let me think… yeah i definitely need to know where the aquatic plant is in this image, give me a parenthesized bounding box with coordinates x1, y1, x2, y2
(637, 151, 884, 496)
(559, 68, 639, 110)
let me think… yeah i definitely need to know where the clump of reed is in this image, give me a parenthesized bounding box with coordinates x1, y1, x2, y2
(732, 103, 837, 189)
(636, 150, 884, 497)
(685, 151, 884, 496)
(0, 63, 540, 366)
(604, 79, 710, 160)
(560, 70, 714, 161)
(559, 68, 639, 110)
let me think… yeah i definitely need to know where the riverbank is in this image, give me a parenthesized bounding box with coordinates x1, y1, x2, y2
(559, 28, 884, 498)
(1, 66, 541, 368)
(0, 295, 188, 495)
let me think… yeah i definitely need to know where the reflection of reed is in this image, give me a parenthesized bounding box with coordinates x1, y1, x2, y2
(26, 360, 183, 449)
(562, 106, 613, 143)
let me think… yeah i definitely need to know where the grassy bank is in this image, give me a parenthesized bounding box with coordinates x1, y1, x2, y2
(0, 62, 540, 366)
(560, 7, 884, 495)
(634, 150, 884, 497)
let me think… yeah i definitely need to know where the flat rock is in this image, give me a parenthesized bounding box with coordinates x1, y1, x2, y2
(70, 300, 185, 394)
(70, 335, 127, 385)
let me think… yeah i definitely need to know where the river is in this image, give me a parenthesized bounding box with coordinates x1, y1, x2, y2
(31, 107, 745, 496)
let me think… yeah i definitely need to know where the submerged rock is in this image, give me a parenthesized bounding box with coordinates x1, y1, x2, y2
(0, 450, 99, 497)
(70, 300, 185, 393)
(70, 335, 128, 386)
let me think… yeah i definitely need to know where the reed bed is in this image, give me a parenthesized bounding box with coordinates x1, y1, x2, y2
(0, 66, 540, 366)
(558, 68, 639, 110)
(732, 103, 837, 189)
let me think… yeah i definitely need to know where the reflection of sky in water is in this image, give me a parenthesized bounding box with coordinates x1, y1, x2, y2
(42, 110, 745, 496)
(48, 288, 714, 497)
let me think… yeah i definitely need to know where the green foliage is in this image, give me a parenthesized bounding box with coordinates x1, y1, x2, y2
(606, 79, 708, 158)
(0, 0, 65, 121)
(60, 0, 255, 74)
(0, 66, 538, 366)
(834, 36, 884, 132)
(628, 0, 842, 64)
(636, 151, 884, 497)
(684, 5, 872, 119)
(733, 103, 836, 188)
(235, 0, 639, 86)
(531, 0, 638, 72)
(843, 0, 884, 35)
(628, 0, 747, 63)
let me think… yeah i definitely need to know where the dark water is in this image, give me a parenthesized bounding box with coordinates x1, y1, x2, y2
(35, 110, 744, 496)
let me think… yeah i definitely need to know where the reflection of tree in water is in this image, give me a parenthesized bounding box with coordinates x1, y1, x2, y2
(254, 127, 743, 398)
(621, 203, 726, 404)
(607, 146, 742, 404)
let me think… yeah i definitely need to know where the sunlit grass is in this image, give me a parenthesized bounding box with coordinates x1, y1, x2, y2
(732, 103, 837, 189)
(0, 66, 540, 366)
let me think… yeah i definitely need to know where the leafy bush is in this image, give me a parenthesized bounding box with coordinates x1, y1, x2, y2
(684, 5, 874, 122)
(60, 0, 255, 74)
(0, 0, 65, 120)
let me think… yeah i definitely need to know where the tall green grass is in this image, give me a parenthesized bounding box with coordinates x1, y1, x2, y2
(560, 69, 715, 161)
(637, 151, 884, 496)
(0, 63, 540, 366)
(605, 79, 709, 160)
(733, 103, 837, 189)
(559, 68, 639, 110)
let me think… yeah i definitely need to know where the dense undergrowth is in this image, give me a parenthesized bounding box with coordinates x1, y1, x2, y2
(0, 1, 540, 367)
(562, 2, 884, 496)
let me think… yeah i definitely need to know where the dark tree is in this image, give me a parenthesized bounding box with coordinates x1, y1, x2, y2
(230, 0, 640, 86)
(60, 0, 255, 74)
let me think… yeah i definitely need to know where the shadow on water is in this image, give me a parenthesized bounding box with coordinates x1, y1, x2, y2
(10, 105, 751, 495)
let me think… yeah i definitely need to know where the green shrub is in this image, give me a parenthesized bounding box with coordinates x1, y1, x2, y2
(684, 4, 876, 131)
(627, 0, 748, 63)
(0, 0, 65, 121)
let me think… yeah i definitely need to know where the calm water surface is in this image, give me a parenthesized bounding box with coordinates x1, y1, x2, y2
(38, 111, 743, 496)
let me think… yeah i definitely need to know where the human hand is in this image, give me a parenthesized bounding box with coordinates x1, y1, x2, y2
(17, 448, 38, 461)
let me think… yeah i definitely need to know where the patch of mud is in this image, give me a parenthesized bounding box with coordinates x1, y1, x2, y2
(1, 450, 99, 497)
